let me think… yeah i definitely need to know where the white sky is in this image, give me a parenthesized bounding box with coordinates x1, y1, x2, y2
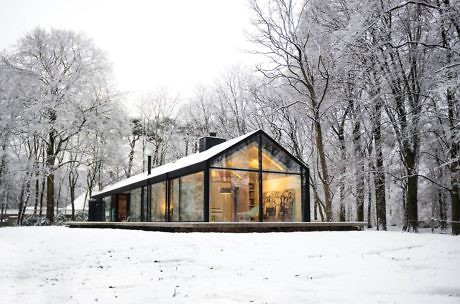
(0, 0, 258, 103)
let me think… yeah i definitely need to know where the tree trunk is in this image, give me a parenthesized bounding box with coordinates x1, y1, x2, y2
(314, 118, 333, 221)
(46, 130, 56, 223)
(406, 152, 419, 232)
(313, 199, 318, 221)
(337, 113, 347, 222)
(440, 0, 460, 236)
(16, 184, 26, 225)
(353, 115, 365, 222)
(0, 202, 4, 227)
(20, 192, 30, 225)
(310, 170, 325, 221)
(39, 175, 45, 217)
(367, 157, 373, 229)
(126, 138, 137, 178)
(434, 149, 448, 232)
(392, 92, 419, 232)
(17, 174, 31, 225)
(69, 171, 77, 221)
(373, 99, 387, 230)
(437, 187, 447, 231)
(56, 175, 64, 216)
(70, 186, 75, 221)
(446, 86, 459, 234)
(451, 185, 460, 235)
(33, 176, 39, 216)
(46, 172, 55, 223)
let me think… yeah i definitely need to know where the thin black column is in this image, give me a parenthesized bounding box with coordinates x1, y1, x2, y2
(258, 133, 263, 222)
(302, 167, 311, 222)
(140, 186, 145, 222)
(147, 185, 152, 221)
(165, 175, 170, 222)
(204, 161, 210, 222)
(178, 178, 182, 221)
(166, 174, 170, 222)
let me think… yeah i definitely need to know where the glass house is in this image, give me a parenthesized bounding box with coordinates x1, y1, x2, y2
(90, 130, 311, 223)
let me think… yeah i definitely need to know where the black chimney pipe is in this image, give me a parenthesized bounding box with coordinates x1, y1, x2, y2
(198, 133, 226, 152)
(147, 155, 152, 175)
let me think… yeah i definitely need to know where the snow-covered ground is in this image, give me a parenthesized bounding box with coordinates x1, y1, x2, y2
(0, 227, 459, 304)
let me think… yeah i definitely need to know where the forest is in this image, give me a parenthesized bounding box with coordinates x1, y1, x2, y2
(0, 0, 458, 234)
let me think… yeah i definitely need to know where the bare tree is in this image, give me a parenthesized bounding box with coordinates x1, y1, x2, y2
(249, 0, 334, 220)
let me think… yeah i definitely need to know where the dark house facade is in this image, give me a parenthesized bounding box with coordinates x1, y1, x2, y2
(90, 130, 310, 223)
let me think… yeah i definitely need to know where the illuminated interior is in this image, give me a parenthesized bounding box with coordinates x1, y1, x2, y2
(262, 173, 301, 222)
(261, 136, 301, 173)
(210, 169, 259, 222)
(211, 139, 259, 169)
(209, 134, 303, 222)
(150, 182, 166, 221)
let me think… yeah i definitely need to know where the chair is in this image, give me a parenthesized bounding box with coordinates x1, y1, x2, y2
(238, 205, 259, 221)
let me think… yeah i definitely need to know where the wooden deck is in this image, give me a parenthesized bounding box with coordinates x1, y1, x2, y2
(67, 221, 368, 233)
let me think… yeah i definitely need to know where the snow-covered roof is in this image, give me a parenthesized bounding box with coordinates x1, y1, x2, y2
(92, 130, 258, 198)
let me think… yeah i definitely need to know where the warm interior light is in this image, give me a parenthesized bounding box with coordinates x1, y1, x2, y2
(160, 200, 166, 213)
(231, 171, 242, 179)
(262, 152, 285, 171)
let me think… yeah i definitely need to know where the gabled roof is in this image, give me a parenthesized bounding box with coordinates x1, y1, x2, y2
(92, 129, 309, 199)
(92, 130, 258, 198)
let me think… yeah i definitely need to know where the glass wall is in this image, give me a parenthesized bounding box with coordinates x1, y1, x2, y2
(150, 182, 166, 221)
(170, 172, 204, 221)
(170, 178, 179, 221)
(101, 132, 307, 223)
(211, 138, 259, 170)
(129, 188, 142, 221)
(180, 172, 204, 221)
(103, 196, 112, 221)
(210, 169, 259, 222)
(262, 136, 301, 173)
(262, 173, 301, 222)
(209, 133, 305, 222)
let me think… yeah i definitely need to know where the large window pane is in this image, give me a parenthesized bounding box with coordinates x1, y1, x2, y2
(262, 173, 301, 222)
(170, 178, 179, 221)
(151, 182, 166, 221)
(180, 172, 204, 221)
(211, 139, 259, 170)
(262, 135, 301, 173)
(103, 196, 111, 221)
(170, 172, 204, 221)
(129, 188, 142, 221)
(210, 169, 259, 222)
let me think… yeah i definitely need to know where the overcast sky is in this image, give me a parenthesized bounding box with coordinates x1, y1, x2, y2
(0, 0, 258, 102)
